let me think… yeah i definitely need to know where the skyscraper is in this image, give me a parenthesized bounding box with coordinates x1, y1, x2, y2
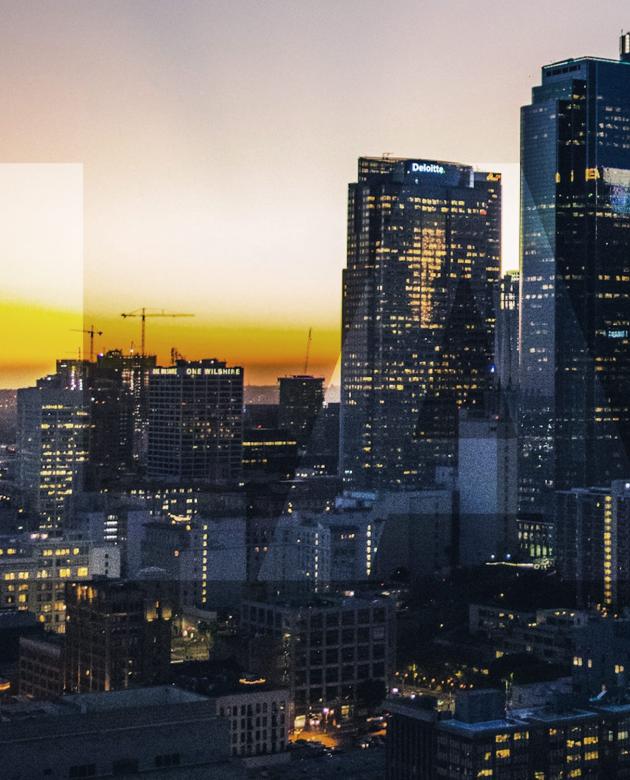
(520, 36, 630, 512)
(17, 377, 90, 529)
(277, 374, 324, 448)
(494, 272, 520, 390)
(147, 359, 244, 484)
(340, 157, 501, 489)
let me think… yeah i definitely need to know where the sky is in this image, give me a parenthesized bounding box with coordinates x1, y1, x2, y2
(0, 0, 628, 388)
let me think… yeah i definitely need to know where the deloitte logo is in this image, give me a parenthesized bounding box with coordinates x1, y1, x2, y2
(410, 162, 445, 174)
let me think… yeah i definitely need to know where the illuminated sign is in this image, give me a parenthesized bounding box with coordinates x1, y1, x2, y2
(410, 162, 445, 175)
(152, 367, 242, 376)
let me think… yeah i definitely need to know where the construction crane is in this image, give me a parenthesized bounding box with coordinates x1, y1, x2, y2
(303, 327, 312, 374)
(71, 324, 103, 361)
(120, 308, 194, 357)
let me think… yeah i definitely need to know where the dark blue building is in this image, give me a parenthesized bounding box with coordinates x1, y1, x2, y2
(520, 34, 630, 514)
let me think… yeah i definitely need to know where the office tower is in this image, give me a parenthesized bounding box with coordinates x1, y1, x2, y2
(554, 480, 630, 610)
(300, 401, 340, 476)
(241, 427, 298, 482)
(96, 349, 156, 462)
(277, 375, 324, 448)
(457, 408, 518, 566)
(520, 36, 630, 513)
(341, 157, 500, 490)
(573, 617, 630, 696)
(86, 374, 134, 490)
(65, 579, 172, 693)
(147, 359, 244, 484)
(494, 272, 520, 389)
(17, 377, 90, 529)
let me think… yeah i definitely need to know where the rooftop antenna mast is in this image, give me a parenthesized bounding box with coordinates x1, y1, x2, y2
(303, 328, 312, 374)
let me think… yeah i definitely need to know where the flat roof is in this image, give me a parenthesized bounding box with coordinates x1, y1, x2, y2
(60, 685, 207, 713)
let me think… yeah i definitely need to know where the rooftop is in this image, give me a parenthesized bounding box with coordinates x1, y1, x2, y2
(59, 685, 206, 713)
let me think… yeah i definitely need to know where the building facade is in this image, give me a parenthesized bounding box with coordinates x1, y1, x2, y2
(17, 382, 90, 529)
(520, 39, 630, 513)
(554, 481, 630, 609)
(340, 156, 500, 489)
(64, 579, 172, 693)
(240, 593, 395, 721)
(277, 375, 324, 449)
(147, 359, 243, 485)
(0, 534, 119, 632)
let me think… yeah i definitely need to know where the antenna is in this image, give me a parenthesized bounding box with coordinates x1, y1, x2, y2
(303, 328, 312, 375)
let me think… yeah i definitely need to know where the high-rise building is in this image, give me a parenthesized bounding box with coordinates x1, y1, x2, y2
(457, 408, 518, 566)
(494, 272, 520, 390)
(554, 480, 630, 610)
(520, 37, 630, 512)
(277, 375, 324, 448)
(147, 359, 244, 485)
(95, 349, 157, 463)
(241, 427, 298, 481)
(340, 157, 501, 489)
(17, 378, 90, 529)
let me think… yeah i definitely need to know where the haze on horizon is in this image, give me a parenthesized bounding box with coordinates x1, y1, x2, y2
(0, 0, 626, 388)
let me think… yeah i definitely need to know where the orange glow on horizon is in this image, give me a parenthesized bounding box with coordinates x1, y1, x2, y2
(1, 302, 340, 389)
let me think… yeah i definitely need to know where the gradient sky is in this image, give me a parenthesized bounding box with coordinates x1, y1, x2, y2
(1, 0, 628, 387)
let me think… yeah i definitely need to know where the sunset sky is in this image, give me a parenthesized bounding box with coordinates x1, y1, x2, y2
(1, 0, 628, 388)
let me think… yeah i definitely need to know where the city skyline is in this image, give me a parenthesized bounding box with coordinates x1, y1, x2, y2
(1, 1, 628, 388)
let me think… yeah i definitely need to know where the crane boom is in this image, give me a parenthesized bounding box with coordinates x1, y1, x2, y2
(70, 324, 103, 361)
(120, 307, 194, 357)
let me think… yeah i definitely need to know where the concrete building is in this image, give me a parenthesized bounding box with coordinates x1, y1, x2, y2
(18, 633, 65, 699)
(64, 579, 172, 693)
(341, 156, 500, 490)
(277, 375, 324, 449)
(387, 688, 610, 779)
(469, 603, 589, 665)
(0, 686, 244, 779)
(554, 480, 630, 609)
(240, 593, 395, 723)
(214, 684, 290, 765)
(572, 618, 630, 696)
(147, 359, 244, 486)
(0, 533, 120, 632)
(458, 409, 518, 566)
(141, 516, 246, 610)
(16, 381, 89, 529)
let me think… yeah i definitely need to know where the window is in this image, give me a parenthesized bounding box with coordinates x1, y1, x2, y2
(69, 765, 96, 779)
(155, 754, 181, 768)
(112, 758, 139, 775)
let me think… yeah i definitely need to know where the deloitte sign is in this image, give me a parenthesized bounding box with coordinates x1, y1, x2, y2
(409, 162, 446, 174)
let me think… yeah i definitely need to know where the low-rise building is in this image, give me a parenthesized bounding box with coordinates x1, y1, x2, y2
(0, 686, 244, 779)
(386, 688, 620, 780)
(240, 593, 395, 724)
(18, 634, 65, 699)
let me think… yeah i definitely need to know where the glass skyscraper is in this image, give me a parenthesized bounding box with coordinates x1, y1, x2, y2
(340, 157, 501, 490)
(520, 37, 630, 513)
